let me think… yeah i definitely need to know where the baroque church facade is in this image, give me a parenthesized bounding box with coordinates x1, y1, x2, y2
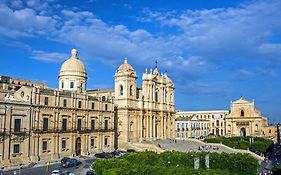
(0, 49, 175, 166)
(114, 59, 175, 148)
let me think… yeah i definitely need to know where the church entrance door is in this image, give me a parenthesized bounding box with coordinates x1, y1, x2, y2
(75, 137, 81, 156)
(240, 128, 246, 137)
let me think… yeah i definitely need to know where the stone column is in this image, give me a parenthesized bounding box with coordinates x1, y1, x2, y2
(140, 115, 143, 141)
(150, 116, 153, 139)
(146, 115, 149, 139)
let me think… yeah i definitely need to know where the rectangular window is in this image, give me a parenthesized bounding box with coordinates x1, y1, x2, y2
(104, 120, 108, 130)
(77, 119, 82, 131)
(63, 99, 67, 107)
(13, 144, 20, 154)
(42, 141, 48, 151)
(91, 102, 95, 110)
(105, 104, 108, 111)
(14, 119, 21, 132)
(91, 119, 95, 130)
(78, 101, 82, 108)
(61, 81, 64, 89)
(62, 118, 67, 131)
(62, 140, 66, 149)
(43, 118, 48, 131)
(104, 138, 108, 146)
(44, 96, 49, 105)
(91, 138, 95, 148)
(70, 82, 74, 89)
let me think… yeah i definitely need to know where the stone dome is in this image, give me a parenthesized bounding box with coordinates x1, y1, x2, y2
(117, 58, 135, 73)
(59, 49, 87, 78)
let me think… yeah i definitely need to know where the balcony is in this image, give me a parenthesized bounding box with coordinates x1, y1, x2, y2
(12, 128, 28, 135)
(33, 127, 114, 134)
(0, 128, 8, 135)
(33, 128, 72, 133)
(0, 128, 9, 141)
(77, 127, 114, 133)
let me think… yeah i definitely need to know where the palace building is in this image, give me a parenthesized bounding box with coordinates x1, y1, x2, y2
(0, 49, 175, 166)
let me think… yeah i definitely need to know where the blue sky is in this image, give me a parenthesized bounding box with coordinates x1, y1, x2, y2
(0, 0, 281, 123)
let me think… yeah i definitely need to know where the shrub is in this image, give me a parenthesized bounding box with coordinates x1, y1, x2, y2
(91, 151, 258, 175)
(272, 164, 281, 175)
(204, 136, 273, 154)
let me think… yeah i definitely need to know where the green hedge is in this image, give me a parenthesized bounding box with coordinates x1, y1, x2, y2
(91, 151, 259, 175)
(204, 136, 273, 154)
(272, 164, 281, 175)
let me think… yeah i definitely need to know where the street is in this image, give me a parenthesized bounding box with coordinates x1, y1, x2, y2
(1, 158, 95, 175)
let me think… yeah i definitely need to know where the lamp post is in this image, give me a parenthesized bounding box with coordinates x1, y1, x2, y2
(277, 123, 280, 146)
(19, 163, 22, 175)
(0, 167, 4, 175)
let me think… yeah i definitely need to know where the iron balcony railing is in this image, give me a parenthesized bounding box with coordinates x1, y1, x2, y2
(33, 127, 114, 133)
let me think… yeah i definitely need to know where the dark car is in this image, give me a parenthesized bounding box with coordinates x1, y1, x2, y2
(61, 157, 71, 164)
(94, 152, 109, 158)
(62, 158, 81, 168)
(113, 150, 126, 158)
(86, 170, 96, 175)
(127, 149, 136, 153)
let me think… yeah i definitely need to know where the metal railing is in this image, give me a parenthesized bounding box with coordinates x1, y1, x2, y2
(32, 127, 114, 133)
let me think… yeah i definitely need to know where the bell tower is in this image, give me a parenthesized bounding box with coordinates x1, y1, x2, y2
(114, 58, 137, 107)
(114, 58, 137, 146)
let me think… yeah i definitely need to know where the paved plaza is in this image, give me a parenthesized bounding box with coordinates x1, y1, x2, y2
(153, 139, 241, 153)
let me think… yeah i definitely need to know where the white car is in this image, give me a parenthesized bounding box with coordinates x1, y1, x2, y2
(51, 170, 62, 175)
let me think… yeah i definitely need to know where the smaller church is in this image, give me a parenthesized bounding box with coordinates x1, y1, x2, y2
(225, 97, 270, 137)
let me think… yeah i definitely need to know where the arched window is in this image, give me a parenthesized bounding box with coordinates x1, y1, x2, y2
(155, 91, 158, 102)
(130, 85, 133, 96)
(216, 120, 219, 126)
(102, 96, 106, 101)
(228, 124, 231, 132)
(255, 124, 258, 131)
(240, 110, 244, 117)
(119, 85, 123, 95)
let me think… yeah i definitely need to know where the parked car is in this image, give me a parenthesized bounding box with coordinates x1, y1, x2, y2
(51, 170, 62, 175)
(113, 150, 126, 158)
(61, 157, 71, 164)
(86, 170, 96, 175)
(62, 171, 75, 175)
(94, 152, 109, 158)
(61, 158, 81, 168)
(127, 149, 136, 153)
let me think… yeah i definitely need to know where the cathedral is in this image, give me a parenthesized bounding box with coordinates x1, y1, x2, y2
(114, 58, 175, 148)
(0, 49, 175, 166)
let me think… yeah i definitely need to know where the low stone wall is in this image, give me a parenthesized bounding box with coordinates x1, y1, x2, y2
(126, 142, 165, 153)
(183, 138, 264, 161)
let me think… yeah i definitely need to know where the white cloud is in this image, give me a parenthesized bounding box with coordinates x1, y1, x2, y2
(31, 50, 68, 62)
(235, 69, 254, 79)
(0, 3, 57, 37)
(1, 0, 281, 93)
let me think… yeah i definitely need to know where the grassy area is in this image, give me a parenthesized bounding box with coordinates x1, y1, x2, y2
(204, 136, 274, 154)
(92, 151, 259, 175)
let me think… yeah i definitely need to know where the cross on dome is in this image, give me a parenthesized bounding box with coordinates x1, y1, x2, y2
(71, 49, 78, 58)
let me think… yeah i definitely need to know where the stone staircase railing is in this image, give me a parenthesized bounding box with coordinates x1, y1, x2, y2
(180, 138, 264, 161)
